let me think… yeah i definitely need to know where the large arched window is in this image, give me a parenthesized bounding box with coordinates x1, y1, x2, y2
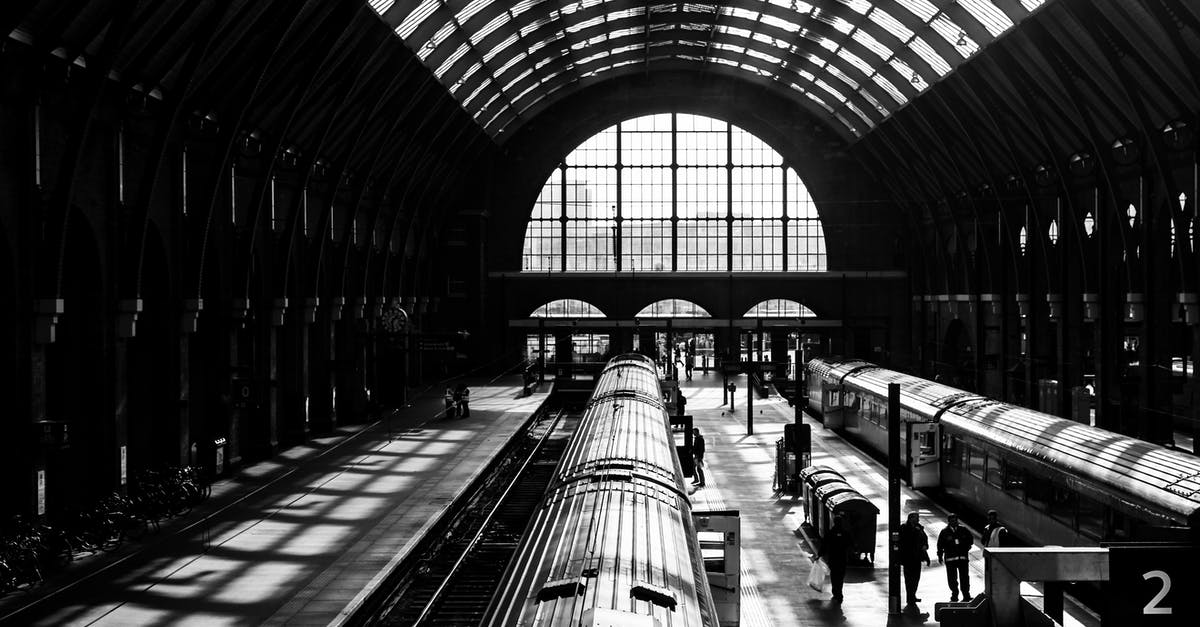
(744, 299, 818, 318)
(522, 113, 828, 273)
(530, 299, 606, 318)
(635, 299, 711, 318)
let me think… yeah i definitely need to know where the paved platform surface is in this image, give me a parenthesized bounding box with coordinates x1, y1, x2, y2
(4, 377, 548, 627)
(680, 372, 1099, 626)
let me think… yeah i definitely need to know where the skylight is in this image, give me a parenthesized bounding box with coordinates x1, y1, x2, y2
(374, 0, 1042, 139)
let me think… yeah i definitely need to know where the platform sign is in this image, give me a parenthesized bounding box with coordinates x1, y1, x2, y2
(1104, 543, 1200, 626)
(37, 470, 46, 516)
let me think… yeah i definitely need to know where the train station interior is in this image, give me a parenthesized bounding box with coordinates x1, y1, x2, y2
(2, 1, 1199, 625)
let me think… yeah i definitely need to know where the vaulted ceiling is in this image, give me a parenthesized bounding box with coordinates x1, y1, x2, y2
(372, 0, 1049, 141)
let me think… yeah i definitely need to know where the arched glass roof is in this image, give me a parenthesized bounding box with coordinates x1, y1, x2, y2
(370, 1, 1046, 140)
(745, 299, 818, 317)
(635, 299, 712, 317)
(530, 298, 607, 317)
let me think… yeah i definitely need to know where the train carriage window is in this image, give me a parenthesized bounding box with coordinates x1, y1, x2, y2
(1077, 495, 1105, 540)
(1048, 485, 1078, 528)
(1026, 475, 1051, 511)
(967, 446, 986, 480)
(985, 456, 1004, 488)
(1107, 509, 1132, 540)
(943, 435, 962, 467)
(1003, 465, 1026, 502)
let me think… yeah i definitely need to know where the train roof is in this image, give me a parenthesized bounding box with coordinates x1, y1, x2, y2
(841, 366, 982, 420)
(943, 399, 1200, 526)
(807, 357, 873, 381)
(591, 363, 662, 407)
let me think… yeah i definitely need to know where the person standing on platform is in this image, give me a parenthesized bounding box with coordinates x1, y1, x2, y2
(454, 382, 471, 417)
(982, 509, 1008, 548)
(444, 387, 456, 419)
(691, 427, 706, 487)
(898, 512, 931, 605)
(677, 391, 687, 417)
(685, 352, 694, 381)
(813, 513, 851, 603)
(937, 513, 974, 602)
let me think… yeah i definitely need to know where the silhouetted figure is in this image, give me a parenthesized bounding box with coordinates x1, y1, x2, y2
(814, 513, 851, 603)
(691, 428, 706, 487)
(982, 509, 1008, 548)
(937, 513, 973, 602)
(454, 383, 470, 417)
(899, 511, 931, 605)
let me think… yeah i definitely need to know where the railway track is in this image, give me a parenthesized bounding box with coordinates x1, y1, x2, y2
(348, 406, 577, 626)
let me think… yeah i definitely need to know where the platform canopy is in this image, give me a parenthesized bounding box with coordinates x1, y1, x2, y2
(371, 0, 1046, 140)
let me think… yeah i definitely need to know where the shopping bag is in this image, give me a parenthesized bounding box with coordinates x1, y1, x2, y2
(806, 560, 828, 591)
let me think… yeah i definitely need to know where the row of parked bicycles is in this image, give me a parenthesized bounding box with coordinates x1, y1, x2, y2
(0, 466, 211, 594)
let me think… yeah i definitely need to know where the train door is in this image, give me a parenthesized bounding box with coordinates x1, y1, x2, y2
(693, 510, 741, 627)
(906, 422, 941, 487)
(822, 382, 844, 428)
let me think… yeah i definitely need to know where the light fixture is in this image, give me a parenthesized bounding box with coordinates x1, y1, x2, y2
(425, 39, 436, 50)
(910, 70, 920, 85)
(956, 31, 967, 46)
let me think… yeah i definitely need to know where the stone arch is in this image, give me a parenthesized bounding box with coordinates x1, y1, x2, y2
(45, 209, 108, 513)
(128, 225, 179, 471)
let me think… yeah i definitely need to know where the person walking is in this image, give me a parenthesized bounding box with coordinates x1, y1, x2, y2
(691, 427, 706, 487)
(982, 509, 1008, 548)
(898, 512, 931, 605)
(937, 513, 974, 602)
(813, 513, 851, 603)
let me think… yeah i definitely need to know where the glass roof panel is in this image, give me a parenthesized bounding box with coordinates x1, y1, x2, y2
(837, 48, 875, 77)
(859, 88, 889, 116)
(957, 0, 1015, 37)
(931, 14, 979, 57)
(852, 29, 893, 60)
(845, 100, 874, 127)
(369, 0, 394, 15)
(870, 8, 914, 42)
(889, 57, 928, 91)
(805, 91, 835, 114)
(471, 12, 509, 45)
(396, 0, 438, 40)
(486, 34, 520, 63)
(761, 13, 801, 32)
(372, 0, 1036, 139)
(825, 63, 860, 90)
(434, 43, 471, 79)
(455, 0, 491, 24)
(836, 0, 873, 15)
(910, 36, 950, 76)
(872, 73, 908, 105)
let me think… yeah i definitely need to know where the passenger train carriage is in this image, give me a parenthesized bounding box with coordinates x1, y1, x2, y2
(806, 357, 1200, 546)
(484, 354, 719, 626)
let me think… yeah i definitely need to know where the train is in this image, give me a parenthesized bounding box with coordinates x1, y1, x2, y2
(483, 354, 719, 626)
(805, 357, 1200, 547)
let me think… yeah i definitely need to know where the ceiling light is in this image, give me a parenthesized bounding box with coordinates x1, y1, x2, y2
(957, 31, 967, 46)
(910, 70, 920, 84)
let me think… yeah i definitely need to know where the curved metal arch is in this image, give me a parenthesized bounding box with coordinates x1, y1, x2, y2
(373, 0, 1041, 139)
(439, 2, 926, 124)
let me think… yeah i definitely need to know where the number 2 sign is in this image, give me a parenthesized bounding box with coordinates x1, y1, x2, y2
(1104, 544, 1197, 626)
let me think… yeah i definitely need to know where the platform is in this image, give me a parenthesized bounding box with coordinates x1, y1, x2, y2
(2, 378, 549, 627)
(681, 372, 1100, 626)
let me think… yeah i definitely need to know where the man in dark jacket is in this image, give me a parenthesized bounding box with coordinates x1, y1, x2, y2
(982, 509, 1008, 548)
(936, 513, 974, 602)
(814, 513, 852, 603)
(691, 428, 706, 487)
(898, 512, 931, 605)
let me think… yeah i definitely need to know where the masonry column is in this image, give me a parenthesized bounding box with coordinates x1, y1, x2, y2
(114, 298, 142, 493)
(31, 299, 63, 517)
(179, 299, 202, 466)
